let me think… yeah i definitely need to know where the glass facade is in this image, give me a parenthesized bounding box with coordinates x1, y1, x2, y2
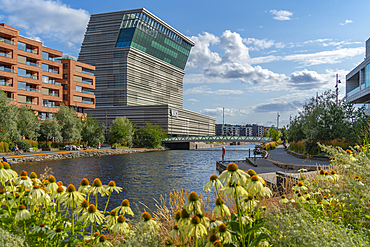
(366, 63, 370, 88)
(115, 12, 192, 70)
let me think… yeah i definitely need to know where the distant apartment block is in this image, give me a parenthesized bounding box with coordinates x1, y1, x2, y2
(0, 23, 95, 119)
(215, 124, 264, 137)
(346, 38, 370, 115)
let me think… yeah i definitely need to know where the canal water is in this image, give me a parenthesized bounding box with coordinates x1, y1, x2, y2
(11, 144, 258, 213)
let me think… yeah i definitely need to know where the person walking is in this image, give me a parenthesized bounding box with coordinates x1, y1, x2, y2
(98, 142, 101, 149)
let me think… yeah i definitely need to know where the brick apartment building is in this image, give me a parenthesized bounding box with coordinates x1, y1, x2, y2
(0, 23, 95, 119)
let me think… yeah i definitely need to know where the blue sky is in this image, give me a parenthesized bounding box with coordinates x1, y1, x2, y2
(1, 0, 369, 127)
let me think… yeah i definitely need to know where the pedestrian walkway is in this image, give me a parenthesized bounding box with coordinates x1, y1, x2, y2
(267, 145, 331, 167)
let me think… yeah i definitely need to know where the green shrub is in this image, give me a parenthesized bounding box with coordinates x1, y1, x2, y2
(25, 140, 38, 149)
(0, 142, 4, 153)
(0, 227, 28, 246)
(13, 140, 31, 151)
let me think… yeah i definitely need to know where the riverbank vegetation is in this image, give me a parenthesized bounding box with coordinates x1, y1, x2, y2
(0, 90, 167, 151)
(1, 143, 370, 246)
(287, 90, 369, 155)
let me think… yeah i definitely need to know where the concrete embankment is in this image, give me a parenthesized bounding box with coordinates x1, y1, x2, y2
(4, 148, 165, 164)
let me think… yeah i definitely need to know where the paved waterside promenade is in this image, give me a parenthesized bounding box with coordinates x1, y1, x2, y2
(0, 147, 165, 164)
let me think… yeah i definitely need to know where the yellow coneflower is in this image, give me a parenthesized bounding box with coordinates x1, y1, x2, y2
(53, 185, 65, 201)
(110, 215, 130, 234)
(78, 178, 91, 194)
(354, 176, 364, 186)
(196, 211, 210, 228)
(3, 162, 17, 180)
(185, 215, 207, 238)
(88, 178, 108, 197)
(242, 194, 258, 211)
(203, 174, 223, 192)
(105, 210, 118, 228)
(178, 209, 191, 228)
(279, 194, 289, 204)
(169, 223, 181, 239)
(260, 181, 272, 198)
(29, 185, 50, 205)
(321, 196, 330, 206)
(96, 235, 113, 247)
(183, 191, 202, 214)
(164, 238, 175, 247)
(216, 223, 232, 244)
(220, 181, 248, 198)
(17, 176, 33, 189)
(173, 210, 181, 226)
(209, 218, 223, 231)
(140, 212, 159, 231)
(246, 175, 264, 195)
(31, 223, 50, 234)
(113, 199, 134, 216)
(218, 163, 250, 186)
(212, 197, 230, 218)
(103, 181, 123, 194)
(46, 176, 58, 194)
(61, 184, 85, 207)
(79, 204, 105, 225)
(296, 182, 308, 191)
(15, 204, 31, 221)
(47, 226, 66, 241)
(0, 162, 10, 183)
(75, 199, 90, 215)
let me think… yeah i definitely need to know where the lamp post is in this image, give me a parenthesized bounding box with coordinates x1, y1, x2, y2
(336, 74, 341, 104)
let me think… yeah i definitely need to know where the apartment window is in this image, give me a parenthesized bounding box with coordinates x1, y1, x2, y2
(18, 81, 26, 90)
(76, 86, 82, 92)
(42, 63, 49, 72)
(63, 74, 68, 79)
(63, 94, 68, 100)
(63, 63, 68, 69)
(18, 68, 27, 77)
(63, 84, 68, 90)
(42, 76, 49, 83)
(18, 42, 26, 51)
(42, 52, 49, 60)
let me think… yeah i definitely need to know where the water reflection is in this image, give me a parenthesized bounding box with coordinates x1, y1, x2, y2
(12, 144, 258, 212)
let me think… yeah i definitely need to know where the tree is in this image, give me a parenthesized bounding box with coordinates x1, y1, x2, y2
(108, 117, 134, 147)
(55, 105, 82, 142)
(265, 126, 280, 141)
(287, 90, 368, 154)
(0, 90, 20, 141)
(136, 122, 168, 148)
(81, 115, 105, 147)
(40, 118, 62, 142)
(17, 105, 40, 140)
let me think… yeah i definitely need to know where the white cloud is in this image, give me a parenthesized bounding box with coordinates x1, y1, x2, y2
(187, 99, 199, 102)
(340, 20, 353, 25)
(243, 38, 285, 51)
(270, 9, 293, 21)
(200, 107, 249, 117)
(28, 36, 42, 43)
(283, 47, 365, 66)
(0, 0, 90, 46)
(184, 86, 244, 95)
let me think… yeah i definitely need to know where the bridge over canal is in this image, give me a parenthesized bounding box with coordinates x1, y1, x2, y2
(162, 136, 272, 150)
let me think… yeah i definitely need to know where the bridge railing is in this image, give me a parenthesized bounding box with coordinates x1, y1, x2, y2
(162, 136, 272, 143)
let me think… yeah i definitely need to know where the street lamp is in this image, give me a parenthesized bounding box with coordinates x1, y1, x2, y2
(336, 74, 341, 104)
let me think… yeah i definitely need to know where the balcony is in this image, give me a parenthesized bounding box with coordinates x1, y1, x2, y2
(24, 101, 37, 105)
(48, 57, 61, 63)
(81, 90, 94, 95)
(20, 87, 40, 93)
(19, 47, 37, 54)
(0, 52, 11, 58)
(347, 86, 360, 97)
(0, 38, 15, 45)
(49, 92, 59, 97)
(19, 74, 37, 80)
(26, 61, 40, 67)
(7, 98, 16, 101)
(43, 103, 59, 108)
(81, 70, 94, 76)
(0, 67, 15, 73)
(0, 81, 13, 86)
(43, 79, 61, 86)
(48, 69, 59, 74)
(81, 80, 93, 85)
(82, 100, 93, 104)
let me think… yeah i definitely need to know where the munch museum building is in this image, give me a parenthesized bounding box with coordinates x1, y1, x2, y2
(79, 8, 215, 136)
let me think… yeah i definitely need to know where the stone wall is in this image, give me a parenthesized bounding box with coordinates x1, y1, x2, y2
(8, 148, 165, 164)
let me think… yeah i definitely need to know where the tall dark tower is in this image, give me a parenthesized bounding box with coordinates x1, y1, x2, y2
(79, 8, 215, 136)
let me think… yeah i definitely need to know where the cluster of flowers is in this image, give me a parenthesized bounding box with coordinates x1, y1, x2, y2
(0, 161, 159, 246)
(164, 163, 272, 247)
